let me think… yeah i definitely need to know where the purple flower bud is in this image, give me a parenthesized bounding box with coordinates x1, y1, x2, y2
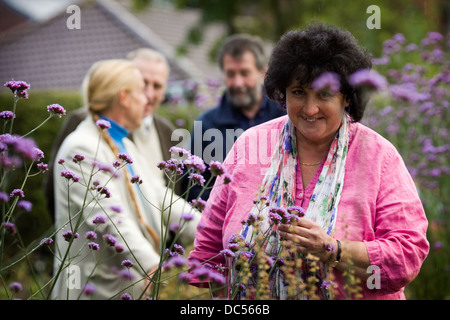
(120, 293, 132, 300)
(209, 161, 225, 176)
(9, 282, 23, 293)
(311, 72, 341, 93)
(181, 212, 195, 221)
(83, 283, 96, 296)
(114, 244, 124, 253)
(0, 111, 15, 120)
(60, 170, 80, 182)
(103, 234, 117, 246)
(62, 230, 79, 241)
(17, 200, 32, 212)
(220, 249, 235, 259)
(40, 237, 53, 246)
(184, 154, 206, 173)
(4, 79, 30, 99)
(2, 222, 17, 235)
(117, 153, 133, 164)
(72, 153, 85, 163)
(88, 242, 100, 251)
(92, 215, 107, 224)
(85, 231, 97, 240)
(188, 173, 205, 186)
(0, 192, 9, 203)
(121, 259, 134, 268)
(349, 69, 388, 91)
(37, 162, 48, 172)
(190, 198, 206, 211)
(130, 175, 142, 184)
(10, 189, 24, 198)
(96, 119, 111, 130)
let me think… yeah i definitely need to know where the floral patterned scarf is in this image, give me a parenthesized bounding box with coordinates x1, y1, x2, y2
(230, 114, 350, 299)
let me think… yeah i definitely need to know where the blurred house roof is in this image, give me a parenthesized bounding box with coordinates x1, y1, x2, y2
(0, 0, 225, 91)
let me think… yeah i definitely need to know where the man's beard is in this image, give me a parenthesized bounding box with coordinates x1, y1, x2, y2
(227, 85, 261, 110)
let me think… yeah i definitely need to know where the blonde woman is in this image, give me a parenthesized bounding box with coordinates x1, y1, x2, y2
(52, 59, 200, 299)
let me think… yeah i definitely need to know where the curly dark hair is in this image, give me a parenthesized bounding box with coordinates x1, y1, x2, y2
(264, 23, 373, 122)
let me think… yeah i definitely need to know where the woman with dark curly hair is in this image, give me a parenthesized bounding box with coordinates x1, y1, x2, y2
(189, 23, 429, 299)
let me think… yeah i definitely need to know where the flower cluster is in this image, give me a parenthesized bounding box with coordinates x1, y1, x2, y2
(4, 79, 30, 99)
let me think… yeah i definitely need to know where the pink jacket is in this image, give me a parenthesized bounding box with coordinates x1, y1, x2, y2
(189, 115, 429, 299)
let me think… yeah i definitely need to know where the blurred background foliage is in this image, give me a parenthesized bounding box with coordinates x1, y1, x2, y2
(133, 0, 448, 59)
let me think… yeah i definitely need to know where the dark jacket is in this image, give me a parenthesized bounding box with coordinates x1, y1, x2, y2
(185, 92, 286, 201)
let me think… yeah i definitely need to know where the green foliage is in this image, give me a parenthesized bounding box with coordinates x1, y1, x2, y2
(0, 91, 83, 246)
(170, 0, 442, 59)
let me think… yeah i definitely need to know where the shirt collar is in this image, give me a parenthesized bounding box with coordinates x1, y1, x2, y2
(100, 115, 129, 144)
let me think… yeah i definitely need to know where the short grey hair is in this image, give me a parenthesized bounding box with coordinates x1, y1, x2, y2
(126, 48, 170, 73)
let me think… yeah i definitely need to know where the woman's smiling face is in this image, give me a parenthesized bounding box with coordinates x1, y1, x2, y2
(286, 79, 349, 145)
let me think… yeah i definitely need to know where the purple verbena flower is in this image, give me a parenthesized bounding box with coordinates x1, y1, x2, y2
(184, 154, 206, 173)
(268, 212, 282, 225)
(349, 69, 388, 91)
(223, 173, 233, 185)
(83, 283, 96, 296)
(47, 104, 66, 118)
(85, 231, 97, 240)
(4, 79, 30, 99)
(103, 234, 117, 246)
(10, 189, 24, 198)
(92, 215, 107, 224)
(96, 185, 111, 198)
(0, 111, 15, 120)
(173, 243, 185, 255)
(72, 153, 85, 163)
(169, 146, 190, 158)
(88, 242, 100, 251)
(60, 170, 80, 182)
(287, 206, 305, 217)
(40, 237, 53, 246)
(130, 175, 143, 184)
(9, 282, 23, 293)
(110, 205, 122, 213)
(120, 293, 132, 300)
(2, 222, 17, 235)
(165, 255, 188, 269)
(209, 161, 225, 176)
(220, 249, 235, 259)
(95, 119, 111, 130)
(181, 212, 195, 221)
(114, 244, 124, 253)
(121, 259, 134, 268)
(311, 72, 341, 93)
(188, 173, 205, 186)
(37, 162, 48, 172)
(17, 200, 32, 212)
(0, 192, 8, 203)
(117, 153, 133, 164)
(190, 198, 207, 211)
(62, 230, 79, 241)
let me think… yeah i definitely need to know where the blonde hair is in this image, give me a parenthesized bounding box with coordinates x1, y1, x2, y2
(81, 59, 139, 113)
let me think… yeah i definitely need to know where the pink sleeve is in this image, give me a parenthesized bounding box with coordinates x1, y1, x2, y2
(364, 148, 429, 294)
(187, 159, 235, 285)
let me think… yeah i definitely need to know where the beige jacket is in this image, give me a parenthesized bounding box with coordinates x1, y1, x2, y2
(52, 114, 199, 299)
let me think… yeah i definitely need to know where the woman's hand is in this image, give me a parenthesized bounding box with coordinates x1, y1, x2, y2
(278, 218, 337, 264)
(278, 219, 371, 279)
